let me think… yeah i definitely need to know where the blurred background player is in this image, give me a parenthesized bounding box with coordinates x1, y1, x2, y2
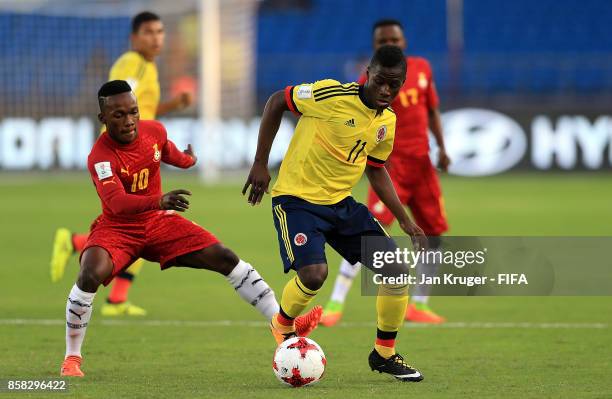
(321, 19, 450, 326)
(50, 11, 193, 316)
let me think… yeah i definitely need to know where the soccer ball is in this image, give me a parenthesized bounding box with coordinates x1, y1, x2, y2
(272, 337, 326, 387)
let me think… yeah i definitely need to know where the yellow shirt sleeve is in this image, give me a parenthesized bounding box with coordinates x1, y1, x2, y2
(108, 51, 159, 120)
(109, 51, 147, 99)
(284, 79, 359, 119)
(367, 113, 396, 167)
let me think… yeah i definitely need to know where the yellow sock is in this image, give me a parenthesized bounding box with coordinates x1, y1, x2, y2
(375, 284, 409, 358)
(125, 258, 144, 276)
(375, 344, 396, 359)
(281, 276, 319, 317)
(271, 276, 319, 335)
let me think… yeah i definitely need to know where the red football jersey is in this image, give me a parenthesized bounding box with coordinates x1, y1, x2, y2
(87, 120, 195, 221)
(359, 56, 439, 158)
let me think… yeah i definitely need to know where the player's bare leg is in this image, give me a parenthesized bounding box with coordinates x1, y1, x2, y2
(61, 246, 113, 377)
(174, 244, 321, 338)
(270, 263, 327, 344)
(50, 229, 145, 316)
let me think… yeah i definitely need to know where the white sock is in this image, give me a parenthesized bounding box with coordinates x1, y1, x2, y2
(330, 259, 361, 304)
(225, 260, 279, 320)
(411, 295, 428, 304)
(413, 249, 442, 304)
(65, 284, 96, 358)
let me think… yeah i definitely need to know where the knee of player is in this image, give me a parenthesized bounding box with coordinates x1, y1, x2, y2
(216, 246, 240, 274)
(297, 264, 328, 291)
(76, 264, 104, 292)
(78, 247, 112, 289)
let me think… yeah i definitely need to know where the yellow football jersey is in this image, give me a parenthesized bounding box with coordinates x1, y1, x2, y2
(272, 79, 396, 205)
(109, 50, 160, 120)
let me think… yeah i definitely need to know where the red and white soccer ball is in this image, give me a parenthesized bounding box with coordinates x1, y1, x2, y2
(272, 337, 326, 387)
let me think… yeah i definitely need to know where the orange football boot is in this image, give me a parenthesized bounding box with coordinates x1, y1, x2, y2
(405, 303, 446, 324)
(60, 355, 84, 377)
(320, 300, 344, 327)
(320, 311, 342, 327)
(294, 305, 323, 336)
(270, 322, 296, 345)
(270, 306, 323, 344)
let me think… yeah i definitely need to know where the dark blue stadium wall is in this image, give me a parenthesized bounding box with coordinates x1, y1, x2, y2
(257, 0, 612, 104)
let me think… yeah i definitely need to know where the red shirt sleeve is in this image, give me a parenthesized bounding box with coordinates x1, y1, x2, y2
(88, 153, 160, 216)
(154, 122, 195, 168)
(162, 139, 195, 168)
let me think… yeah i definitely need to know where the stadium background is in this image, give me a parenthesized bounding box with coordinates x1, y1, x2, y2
(1, 1, 611, 398)
(1, 0, 611, 175)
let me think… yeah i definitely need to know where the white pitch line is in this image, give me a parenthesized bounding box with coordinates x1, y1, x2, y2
(0, 319, 607, 329)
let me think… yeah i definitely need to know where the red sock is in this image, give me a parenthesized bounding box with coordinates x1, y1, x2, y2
(107, 275, 132, 304)
(375, 329, 397, 358)
(375, 338, 396, 347)
(71, 233, 89, 253)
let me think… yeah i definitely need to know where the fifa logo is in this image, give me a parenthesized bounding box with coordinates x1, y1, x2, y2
(153, 143, 161, 162)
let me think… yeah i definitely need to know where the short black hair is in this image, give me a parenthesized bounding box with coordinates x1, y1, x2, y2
(98, 80, 132, 111)
(372, 19, 403, 34)
(131, 11, 161, 33)
(369, 45, 407, 73)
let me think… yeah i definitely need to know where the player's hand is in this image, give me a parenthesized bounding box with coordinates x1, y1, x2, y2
(160, 189, 191, 212)
(242, 162, 271, 206)
(437, 149, 451, 172)
(172, 92, 193, 110)
(179, 91, 193, 108)
(399, 219, 428, 251)
(183, 144, 197, 165)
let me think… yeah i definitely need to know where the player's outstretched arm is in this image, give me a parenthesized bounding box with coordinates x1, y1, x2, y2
(243, 90, 289, 205)
(156, 91, 193, 116)
(365, 165, 427, 250)
(163, 140, 197, 168)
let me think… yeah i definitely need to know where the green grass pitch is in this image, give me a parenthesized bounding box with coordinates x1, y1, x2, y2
(0, 172, 611, 398)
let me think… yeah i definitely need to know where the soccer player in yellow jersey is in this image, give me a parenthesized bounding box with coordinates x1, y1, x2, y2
(50, 12, 192, 316)
(243, 46, 427, 382)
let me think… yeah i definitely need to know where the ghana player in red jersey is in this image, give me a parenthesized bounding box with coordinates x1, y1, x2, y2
(60, 81, 321, 377)
(50, 12, 193, 317)
(322, 19, 450, 326)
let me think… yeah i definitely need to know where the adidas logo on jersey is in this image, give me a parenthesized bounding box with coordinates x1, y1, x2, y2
(344, 118, 356, 127)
